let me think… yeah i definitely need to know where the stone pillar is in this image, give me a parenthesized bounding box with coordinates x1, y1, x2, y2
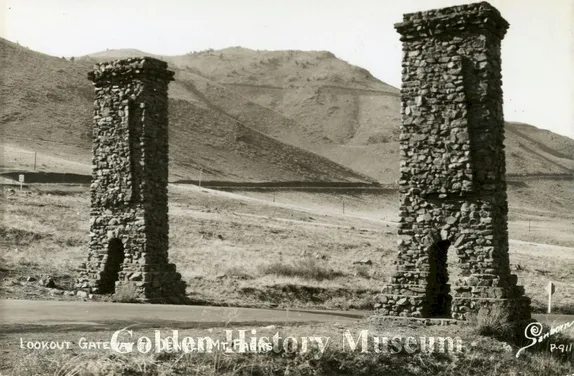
(376, 2, 531, 322)
(75, 57, 187, 303)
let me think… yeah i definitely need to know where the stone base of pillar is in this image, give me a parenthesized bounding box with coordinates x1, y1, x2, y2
(450, 296, 532, 322)
(75, 262, 188, 303)
(376, 281, 532, 323)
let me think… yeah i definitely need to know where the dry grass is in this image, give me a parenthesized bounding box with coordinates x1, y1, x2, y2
(0, 186, 394, 308)
(259, 258, 345, 281)
(2, 321, 572, 376)
(223, 266, 253, 280)
(354, 265, 372, 279)
(0, 189, 87, 282)
(467, 306, 514, 339)
(112, 284, 141, 303)
(1, 182, 574, 313)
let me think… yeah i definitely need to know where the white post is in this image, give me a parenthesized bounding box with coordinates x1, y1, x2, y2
(18, 174, 24, 191)
(546, 281, 555, 314)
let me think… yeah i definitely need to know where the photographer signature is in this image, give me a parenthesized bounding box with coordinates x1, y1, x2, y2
(516, 320, 574, 358)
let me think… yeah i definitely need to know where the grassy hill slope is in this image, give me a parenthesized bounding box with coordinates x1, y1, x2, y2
(0, 38, 372, 183)
(83, 47, 574, 183)
(2, 38, 573, 184)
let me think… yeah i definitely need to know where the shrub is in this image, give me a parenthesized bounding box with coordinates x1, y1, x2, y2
(354, 265, 371, 279)
(224, 266, 253, 280)
(468, 305, 513, 339)
(259, 258, 344, 281)
(112, 284, 140, 303)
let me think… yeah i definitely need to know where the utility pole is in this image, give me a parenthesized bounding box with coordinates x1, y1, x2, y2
(199, 168, 203, 188)
(33, 152, 37, 170)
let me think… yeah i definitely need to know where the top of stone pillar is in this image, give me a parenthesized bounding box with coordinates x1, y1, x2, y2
(88, 56, 175, 83)
(395, 1, 509, 40)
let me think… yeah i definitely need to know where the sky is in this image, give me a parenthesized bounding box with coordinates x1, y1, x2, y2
(1, 0, 573, 138)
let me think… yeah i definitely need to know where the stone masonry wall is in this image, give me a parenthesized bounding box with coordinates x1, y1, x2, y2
(376, 2, 531, 322)
(75, 57, 186, 303)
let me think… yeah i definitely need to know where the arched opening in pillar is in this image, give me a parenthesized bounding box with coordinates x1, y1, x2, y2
(100, 238, 125, 294)
(427, 239, 452, 317)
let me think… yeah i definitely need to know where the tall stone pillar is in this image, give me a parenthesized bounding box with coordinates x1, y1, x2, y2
(376, 2, 531, 322)
(76, 57, 186, 303)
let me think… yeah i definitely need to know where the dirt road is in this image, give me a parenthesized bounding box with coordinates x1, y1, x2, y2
(0, 299, 363, 333)
(1, 300, 571, 334)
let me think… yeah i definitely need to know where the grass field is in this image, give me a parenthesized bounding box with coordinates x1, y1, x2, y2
(1, 181, 574, 375)
(2, 318, 573, 375)
(1, 180, 573, 313)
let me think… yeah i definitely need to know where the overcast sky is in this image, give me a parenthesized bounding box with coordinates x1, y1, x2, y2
(2, 0, 573, 138)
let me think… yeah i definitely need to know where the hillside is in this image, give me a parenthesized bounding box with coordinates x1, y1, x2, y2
(82, 46, 574, 183)
(2, 38, 574, 184)
(0, 38, 372, 183)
